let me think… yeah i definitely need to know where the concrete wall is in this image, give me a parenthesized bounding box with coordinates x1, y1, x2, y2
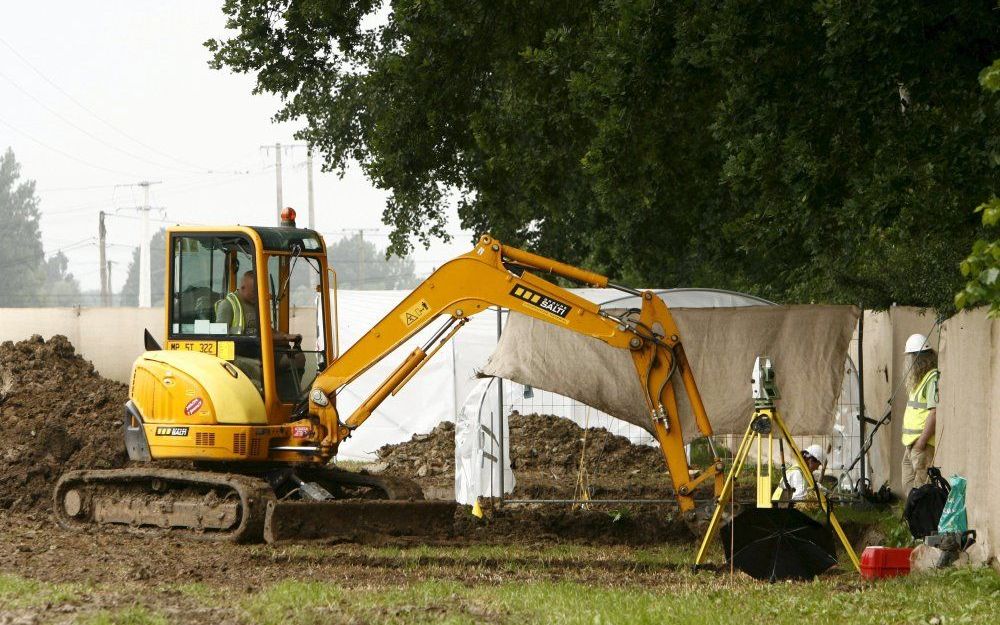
(0, 306, 318, 384)
(0, 307, 162, 383)
(935, 309, 999, 564)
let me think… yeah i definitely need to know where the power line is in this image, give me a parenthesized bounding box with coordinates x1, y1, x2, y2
(37, 183, 121, 192)
(0, 114, 142, 178)
(0, 236, 95, 271)
(0, 35, 217, 173)
(0, 68, 205, 174)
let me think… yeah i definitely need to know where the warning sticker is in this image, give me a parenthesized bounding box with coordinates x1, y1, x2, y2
(399, 299, 432, 327)
(184, 397, 204, 416)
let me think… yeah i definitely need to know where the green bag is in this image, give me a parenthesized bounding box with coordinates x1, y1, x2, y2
(937, 475, 968, 534)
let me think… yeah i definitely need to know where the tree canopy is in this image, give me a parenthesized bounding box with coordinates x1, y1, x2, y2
(209, 1, 1000, 310)
(327, 232, 418, 290)
(0, 148, 80, 307)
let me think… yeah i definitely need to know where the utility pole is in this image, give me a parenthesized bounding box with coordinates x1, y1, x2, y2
(98, 211, 109, 306)
(306, 149, 315, 231)
(262, 142, 314, 226)
(260, 142, 285, 224)
(274, 142, 283, 224)
(115, 181, 162, 308)
(137, 181, 161, 308)
(357, 229, 365, 288)
(107, 261, 113, 306)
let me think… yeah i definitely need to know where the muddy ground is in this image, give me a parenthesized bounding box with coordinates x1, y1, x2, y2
(0, 336, 919, 624)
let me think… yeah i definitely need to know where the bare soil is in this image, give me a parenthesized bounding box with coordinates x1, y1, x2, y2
(377, 412, 672, 501)
(0, 336, 130, 512)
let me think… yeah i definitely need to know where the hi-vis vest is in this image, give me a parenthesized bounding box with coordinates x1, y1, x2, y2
(902, 369, 938, 447)
(214, 292, 245, 335)
(772, 465, 805, 501)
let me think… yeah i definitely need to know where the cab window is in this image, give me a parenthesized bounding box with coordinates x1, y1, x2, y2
(169, 235, 253, 336)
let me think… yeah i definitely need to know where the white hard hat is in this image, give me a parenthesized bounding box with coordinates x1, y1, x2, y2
(904, 333, 931, 354)
(804, 444, 825, 465)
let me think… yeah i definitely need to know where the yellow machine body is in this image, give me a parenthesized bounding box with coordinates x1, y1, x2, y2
(125, 224, 722, 513)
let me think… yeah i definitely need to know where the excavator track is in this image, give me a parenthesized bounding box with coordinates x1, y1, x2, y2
(54, 468, 273, 542)
(53, 467, 455, 544)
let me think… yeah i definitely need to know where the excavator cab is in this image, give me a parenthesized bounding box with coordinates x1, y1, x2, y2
(163, 221, 333, 421)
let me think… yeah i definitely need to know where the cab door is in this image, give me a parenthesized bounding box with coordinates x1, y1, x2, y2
(165, 231, 266, 395)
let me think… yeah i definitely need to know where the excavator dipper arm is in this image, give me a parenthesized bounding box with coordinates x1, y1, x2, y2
(308, 235, 720, 512)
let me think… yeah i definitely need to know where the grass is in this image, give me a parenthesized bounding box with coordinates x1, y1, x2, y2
(1, 541, 997, 624)
(240, 567, 1000, 625)
(0, 573, 83, 609)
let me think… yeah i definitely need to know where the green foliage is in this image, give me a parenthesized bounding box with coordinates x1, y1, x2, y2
(209, 2, 1000, 310)
(958, 53, 1000, 315)
(0, 148, 81, 306)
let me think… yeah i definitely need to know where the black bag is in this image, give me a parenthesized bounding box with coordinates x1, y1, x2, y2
(902, 467, 951, 539)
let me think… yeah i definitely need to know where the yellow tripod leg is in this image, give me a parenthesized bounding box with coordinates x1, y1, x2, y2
(694, 416, 757, 565)
(772, 413, 861, 572)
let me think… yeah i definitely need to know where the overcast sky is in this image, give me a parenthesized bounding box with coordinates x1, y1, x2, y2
(1, 1, 471, 293)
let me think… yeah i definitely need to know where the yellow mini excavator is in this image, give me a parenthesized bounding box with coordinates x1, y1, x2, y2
(54, 209, 723, 542)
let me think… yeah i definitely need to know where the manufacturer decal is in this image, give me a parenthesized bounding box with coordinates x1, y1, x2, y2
(155, 427, 189, 437)
(184, 397, 204, 416)
(399, 299, 432, 327)
(292, 425, 313, 438)
(509, 285, 572, 319)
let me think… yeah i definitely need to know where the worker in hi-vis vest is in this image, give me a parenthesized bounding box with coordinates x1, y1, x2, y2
(215, 270, 260, 336)
(900, 333, 939, 495)
(773, 444, 824, 502)
(214, 270, 263, 390)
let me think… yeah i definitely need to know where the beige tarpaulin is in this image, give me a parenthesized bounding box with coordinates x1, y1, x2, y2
(482, 304, 859, 441)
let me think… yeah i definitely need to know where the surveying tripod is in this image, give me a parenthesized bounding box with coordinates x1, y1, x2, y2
(694, 357, 860, 572)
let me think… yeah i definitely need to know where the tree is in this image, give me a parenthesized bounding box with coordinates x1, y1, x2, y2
(327, 232, 418, 290)
(0, 147, 46, 306)
(957, 58, 1000, 315)
(120, 229, 167, 307)
(0, 148, 80, 307)
(208, 2, 999, 311)
(36, 252, 82, 307)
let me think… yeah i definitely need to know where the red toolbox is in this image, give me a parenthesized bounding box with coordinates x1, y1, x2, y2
(860, 546, 913, 579)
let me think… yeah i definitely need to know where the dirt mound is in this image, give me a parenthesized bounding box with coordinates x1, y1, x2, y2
(0, 335, 129, 511)
(377, 412, 668, 500)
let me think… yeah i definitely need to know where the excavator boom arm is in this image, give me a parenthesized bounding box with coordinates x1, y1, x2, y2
(308, 235, 718, 512)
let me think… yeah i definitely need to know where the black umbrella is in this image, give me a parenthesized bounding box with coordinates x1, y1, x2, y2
(721, 507, 838, 581)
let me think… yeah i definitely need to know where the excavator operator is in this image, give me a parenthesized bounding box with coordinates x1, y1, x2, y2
(215, 270, 260, 336)
(215, 270, 304, 392)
